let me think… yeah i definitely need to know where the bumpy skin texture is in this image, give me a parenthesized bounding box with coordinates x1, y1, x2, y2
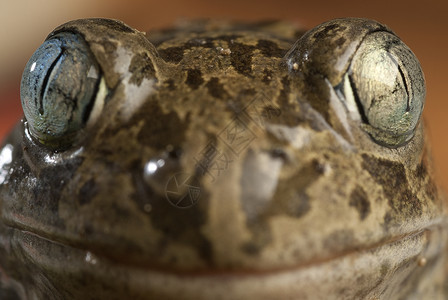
(0, 18, 447, 299)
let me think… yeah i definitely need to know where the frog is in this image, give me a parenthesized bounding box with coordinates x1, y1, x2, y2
(0, 17, 447, 299)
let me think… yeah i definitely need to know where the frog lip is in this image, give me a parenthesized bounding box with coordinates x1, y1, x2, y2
(5, 209, 447, 261)
(8, 224, 448, 300)
(9, 219, 446, 275)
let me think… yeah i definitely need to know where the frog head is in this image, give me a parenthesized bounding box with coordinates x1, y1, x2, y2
(0, 18, 445, 299)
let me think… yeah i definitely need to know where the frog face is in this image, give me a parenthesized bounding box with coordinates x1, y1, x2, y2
(0, 18, 446, 299)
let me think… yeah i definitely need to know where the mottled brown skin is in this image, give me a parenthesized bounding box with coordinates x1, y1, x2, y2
(0, 18, 447, 299)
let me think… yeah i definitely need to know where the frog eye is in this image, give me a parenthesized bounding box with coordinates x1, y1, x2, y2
(337, 31, 425, 147)
(285, 18, 425, 148)
(20, 32, 106, 149)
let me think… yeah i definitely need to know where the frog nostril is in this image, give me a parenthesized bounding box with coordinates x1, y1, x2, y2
(140, 146, 204, 209)
(167, 145, 183, 159)
(269, 148, 288, 161)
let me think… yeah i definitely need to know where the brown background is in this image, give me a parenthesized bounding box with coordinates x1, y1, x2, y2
(1, 0, 447, 190)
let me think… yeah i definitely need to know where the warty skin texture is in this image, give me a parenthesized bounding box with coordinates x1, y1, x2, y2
(0, 18, 446, 299)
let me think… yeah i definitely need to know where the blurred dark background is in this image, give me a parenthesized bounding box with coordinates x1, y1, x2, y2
(1, 0, 447, 190)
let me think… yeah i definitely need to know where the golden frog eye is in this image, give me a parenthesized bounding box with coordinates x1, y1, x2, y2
(20, 32, 106, 150)
(338, 31, 425, 147)
(285, 18, 425, 148)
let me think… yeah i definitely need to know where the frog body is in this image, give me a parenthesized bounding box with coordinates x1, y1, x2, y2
(0, 18, 446, 299)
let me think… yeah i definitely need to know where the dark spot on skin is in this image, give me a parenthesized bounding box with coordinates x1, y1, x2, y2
(257, 39, 286, 58)
(206, 77, 229, 99)
(261, 105, 282, 120)
(79, 179, 98, 205)
(323, 229, 354, 253)
(424, 180, 438, 203)
(415, 155, 439, 203)
(262, 69, 273, 84)
(191, 137, 220, 175)
(352, 271, 383, 299)
(132, 173, 213, 265)
(266, 76, 302, 127)
(100, 41, 116, 53)
(278, 76, 290, 106)
(158, 46, 185, 64)
(240, 222, 272, 256)
(262, 158, 324, 219)
(242, 88, 256, 97)
(164, 79, 175, 91)
(137, 101, 189, 150)
(229, 42, 255, 76)
(247, 185, 297, 218)
(361, 154, 422, 226)
(312, 24, 337, 40)
(95, 19, 134, 33)
(84, 224, 94, 236)
(154, 33, 240, 50)
(156, 35, 242, 64)
(349, 185, 371, 220)
(380, 262, 390, 277)
(383, 212, 393, 226)
(167, 146, 183, 159)
(301, 75, 331, 123)
(239, 154, 326, 254)
(222, 88, 258, 114)
(415, 159, 428, 179)
(335, 36, 346, 47)
(185, 68, 204, 90)
(128, 52, 156, 86)
(269, 148, 287, 160)
(228, 88, 256, 113)
(241, 242, 259, 255)
(313, 159, 328, 175)
(312, 24, 346, 40)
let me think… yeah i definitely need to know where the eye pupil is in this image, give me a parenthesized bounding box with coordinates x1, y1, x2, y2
(39, 49, 65, 116)
(396, 65, 410, 111)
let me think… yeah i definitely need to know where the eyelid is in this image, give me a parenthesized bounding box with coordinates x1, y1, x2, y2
(284, 18, 391, 86)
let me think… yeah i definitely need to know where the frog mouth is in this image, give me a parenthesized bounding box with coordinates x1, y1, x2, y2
(3, 220, 446, 299)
